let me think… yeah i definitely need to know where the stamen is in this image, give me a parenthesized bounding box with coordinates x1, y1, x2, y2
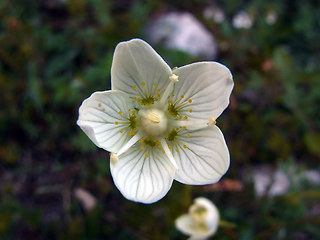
(207, 117, 217, 126)
(110, 153, 119, 164)
(161, 139, 178, 170)
(117, 132, 142, 156)
(176, 117, 217, 128)
(169, 74, 179, 83)
(159, 74, 179, 105)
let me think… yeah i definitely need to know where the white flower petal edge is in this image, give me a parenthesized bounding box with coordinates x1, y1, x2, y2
(171, 62, 233, 124)
(110, 144, 176, 204)
(173, 125, 230, 185)
(111, 39, 173, 100)
(175, 197, 220, 240)
(77, 90, 134, 153)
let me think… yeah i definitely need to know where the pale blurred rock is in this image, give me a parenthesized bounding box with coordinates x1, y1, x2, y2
(252, 166, 290, 197)
(74, 188, 97, 211)
(203, 6, 225, 23)
(146, 12, 217, 59)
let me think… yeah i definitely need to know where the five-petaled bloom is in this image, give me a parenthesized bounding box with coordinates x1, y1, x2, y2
(77, 39, 233, 203)
(175, 197, 220, 240)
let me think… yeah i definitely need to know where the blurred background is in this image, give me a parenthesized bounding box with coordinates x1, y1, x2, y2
(1, 0, 320, 239)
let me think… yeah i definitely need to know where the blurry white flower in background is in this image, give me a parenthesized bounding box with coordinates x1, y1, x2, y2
(146, 12, 217, 59)
(77, 39, 233, 204)
(266, 10, 278, 25)
(203, 6, 226, 23)
(175, 197, 220, 240)
(232, 11, 253, 29)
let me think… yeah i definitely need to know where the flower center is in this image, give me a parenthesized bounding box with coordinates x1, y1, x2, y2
(138, 108, 168, 137)
(189, 204, 208, 224)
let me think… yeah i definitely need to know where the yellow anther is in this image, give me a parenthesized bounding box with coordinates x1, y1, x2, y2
(162, 150, 165, 154)
(178, 116, 182, 120)
(189, 109, 193, 113)
(188, 99, 192, 103)
(133, 97, 137, 100)
(181, 95, 184, 98)
(168, 100, 172, 104)
(184, 116, 188, 120)
(169, 74, 179, 83)
(157, 94, 160, 98)
(115, 121, 119, 125)
(187, 134, 191, 137)
(158, 144, 162, 148)
(169, 146, 172, 150)
(119, 111, 122, 115)
(140, 145, 144, 150)
(120, 130, 124, 134)
(172, 66, 178, 70)
(175, 149, 179, 152)
(153, 83, 157, 86)
(145, 154, 149, 158)
(139, 139, 143, 143)
(182, 126, 187, 130)
(157, 89, 160, 93)
(133, 85, 136, 89)
(142, 82, 146, 86)
(207, 117, 217, 126)
(183, 145, 187, 149)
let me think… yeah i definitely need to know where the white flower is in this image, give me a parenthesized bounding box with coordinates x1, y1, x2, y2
(232, 11, 253, 29)
(266, 11, 277, 25)
(77, 39, 233, 203)
(175, 197, 220, 240)
(203, 7, 226, 23)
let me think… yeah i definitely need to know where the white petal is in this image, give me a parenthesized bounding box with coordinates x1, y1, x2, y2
(175, 214, 215, 239)
(77, 90, 134, 153)
(172, 62, 233, 122)
(110, 145, 176, 203)
(111, 39, 172, 100)
(173, 126, 230, 185)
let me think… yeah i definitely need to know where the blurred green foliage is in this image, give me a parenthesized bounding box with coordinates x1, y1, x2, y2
(0, 0, 320, 239)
